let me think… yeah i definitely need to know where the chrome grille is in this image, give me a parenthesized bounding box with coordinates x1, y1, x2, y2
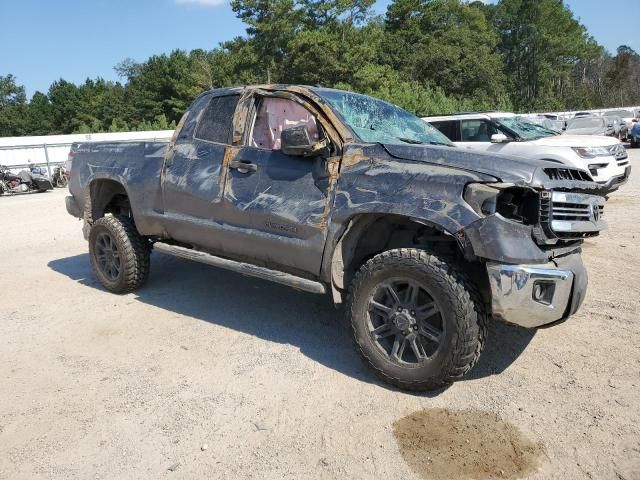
(552, 202, 604, 221)
(540, 191, 606, 239)
(608, 144, 629, 166)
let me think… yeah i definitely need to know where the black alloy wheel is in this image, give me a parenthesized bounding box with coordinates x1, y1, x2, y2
(94, 231, 122, 282)
(367, 279, 444, 365)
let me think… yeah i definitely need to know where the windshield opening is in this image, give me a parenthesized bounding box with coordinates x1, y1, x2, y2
(495, 116, 559, 140)
(317, 90, 452, 146)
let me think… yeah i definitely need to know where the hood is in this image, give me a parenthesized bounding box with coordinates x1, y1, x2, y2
(381, 143, 609, 194)
(382, 143, 561, 185)
(532, 134, 618, 147)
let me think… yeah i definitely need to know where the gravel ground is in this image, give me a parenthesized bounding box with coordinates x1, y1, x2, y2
(1, 149, 638, 480)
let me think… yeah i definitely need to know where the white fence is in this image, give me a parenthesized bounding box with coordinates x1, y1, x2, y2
(0, 130, 173, 177)
(524, 106, 640, 120)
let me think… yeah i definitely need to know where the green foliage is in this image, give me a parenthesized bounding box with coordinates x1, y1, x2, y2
(384, 0, 508, 107)
(0, 74, 29, 136)
(494, 0, 605, 111)
(2, 0, 640, 138)
(230, 0, 302, 82)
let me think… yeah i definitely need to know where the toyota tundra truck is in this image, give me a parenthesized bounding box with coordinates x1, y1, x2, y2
(65, 85, 608, 391)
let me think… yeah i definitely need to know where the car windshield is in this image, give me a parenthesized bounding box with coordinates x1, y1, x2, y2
(494, 116, 559, 140)
(317, 90, 452, 146)
(607, 109, 633, 118)
(567, 118, 604, 129)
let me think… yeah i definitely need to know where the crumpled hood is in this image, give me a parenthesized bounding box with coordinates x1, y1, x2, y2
(382, 143, 560, 185)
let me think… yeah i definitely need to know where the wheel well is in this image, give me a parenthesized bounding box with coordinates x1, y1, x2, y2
(331, 214, 491, 305)
(88, 179, 131, 221)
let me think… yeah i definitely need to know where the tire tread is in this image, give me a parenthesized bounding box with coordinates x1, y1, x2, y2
(346, 248, 487, 391)
(90, 215, 151, 293)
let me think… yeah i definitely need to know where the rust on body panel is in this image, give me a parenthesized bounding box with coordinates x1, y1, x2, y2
(220, 146, 240, 195)
(340, 147, 368, 170)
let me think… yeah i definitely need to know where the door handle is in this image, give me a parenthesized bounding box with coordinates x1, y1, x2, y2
(229, 160, 257, 173)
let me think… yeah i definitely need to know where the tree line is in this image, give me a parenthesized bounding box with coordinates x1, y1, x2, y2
(1, 0, 639, 137)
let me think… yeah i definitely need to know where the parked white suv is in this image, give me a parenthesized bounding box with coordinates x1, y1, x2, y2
(423, 112, 630, 192)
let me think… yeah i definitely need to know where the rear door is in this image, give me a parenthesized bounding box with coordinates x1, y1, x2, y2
(161, 93, 240, 250)
(217, 93, 335, 277)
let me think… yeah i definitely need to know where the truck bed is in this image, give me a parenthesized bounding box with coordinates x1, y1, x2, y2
(68, 140, 170, 236)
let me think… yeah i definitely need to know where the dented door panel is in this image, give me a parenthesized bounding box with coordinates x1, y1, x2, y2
(160, 94, 240, 250)
(218, 147, 331, 276)
(211, 92, 336, 276)
(161, 140, 229, 250)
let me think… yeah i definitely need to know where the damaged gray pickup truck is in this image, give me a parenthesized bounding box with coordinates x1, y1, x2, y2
(65, 85, 608, 391)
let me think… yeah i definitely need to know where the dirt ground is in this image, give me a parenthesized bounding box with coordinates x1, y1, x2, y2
(1, 149, 639, 480)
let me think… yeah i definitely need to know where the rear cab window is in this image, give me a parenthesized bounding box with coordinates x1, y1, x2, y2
(195, 95, 240, 144)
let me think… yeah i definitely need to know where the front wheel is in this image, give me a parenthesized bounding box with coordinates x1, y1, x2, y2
(89, 215, 151, 293)
(347, 249, 487, 391)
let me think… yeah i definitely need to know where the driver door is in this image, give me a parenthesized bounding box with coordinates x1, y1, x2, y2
(219, 94, 334, 277)
(457, 119, 511, 153)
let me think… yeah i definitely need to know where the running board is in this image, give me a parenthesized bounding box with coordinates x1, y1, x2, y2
(154, 242, 327, 295)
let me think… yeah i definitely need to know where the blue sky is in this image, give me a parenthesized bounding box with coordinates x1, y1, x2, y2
(0, 0, 637, 98)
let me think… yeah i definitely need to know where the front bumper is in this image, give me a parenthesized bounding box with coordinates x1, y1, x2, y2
(587, 155, 625, 184)
(486, 251, 587, 328)
(597, 165, 631, 192)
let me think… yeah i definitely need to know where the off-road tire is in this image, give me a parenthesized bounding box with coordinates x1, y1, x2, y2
(89, 215, 151, 293)
(346, 248, 487, 391)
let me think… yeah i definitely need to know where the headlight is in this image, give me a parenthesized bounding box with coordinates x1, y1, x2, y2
(464, 183, 538, 224)
(463, 183, 503, 216)
(572, 146, 610, 158)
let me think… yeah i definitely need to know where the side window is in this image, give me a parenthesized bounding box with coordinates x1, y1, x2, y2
(250, 97, 319, 150)
(460, 119, 497, 142)
(195, 95, 240, 144)
(178, 94, 210, 140)
(431, 120, 457, 141)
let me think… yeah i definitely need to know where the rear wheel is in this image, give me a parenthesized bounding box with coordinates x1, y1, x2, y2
(89, 215, 151, 293)
(347, 248, 486, 391)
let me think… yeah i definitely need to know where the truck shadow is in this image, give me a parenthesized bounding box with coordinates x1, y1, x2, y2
(48, 252, 534, 393)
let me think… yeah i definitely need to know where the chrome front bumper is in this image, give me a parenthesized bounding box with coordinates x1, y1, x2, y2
(486, 251, 587, 328)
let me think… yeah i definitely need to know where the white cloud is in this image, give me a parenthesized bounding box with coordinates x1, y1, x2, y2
(176, 0, 226, 7)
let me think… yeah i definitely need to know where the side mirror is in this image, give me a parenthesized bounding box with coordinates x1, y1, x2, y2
(281, 125, 329, 157)
(490, 133, 509, 143)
